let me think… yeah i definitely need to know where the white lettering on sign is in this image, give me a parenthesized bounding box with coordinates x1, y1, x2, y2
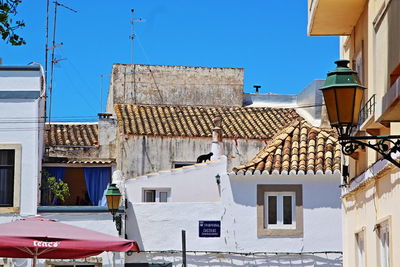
(33, 241, 60, 248)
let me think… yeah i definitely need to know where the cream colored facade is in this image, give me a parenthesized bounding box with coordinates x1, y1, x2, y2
(308, 0, 400, 266)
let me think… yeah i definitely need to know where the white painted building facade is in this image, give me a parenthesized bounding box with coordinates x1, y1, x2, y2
(0, 65, 123, 267)
(125, 156, 343, 266)
(0, 65, 45, 218)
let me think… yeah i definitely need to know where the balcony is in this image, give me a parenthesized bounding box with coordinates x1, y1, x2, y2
(377, 76, 400, 123)
(308, 0, 367, 36)
(359, 94, 376, 126)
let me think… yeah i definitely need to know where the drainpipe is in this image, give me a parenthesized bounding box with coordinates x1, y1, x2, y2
(211, 115, 223, 160)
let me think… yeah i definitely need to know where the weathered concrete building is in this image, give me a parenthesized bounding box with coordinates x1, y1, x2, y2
(106, 64, 244, 110)
(113, 104, 299, 178)
(105, 64, 325, 178)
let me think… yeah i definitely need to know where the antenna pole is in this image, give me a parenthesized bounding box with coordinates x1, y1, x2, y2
(129, 9, 143, 103)
(130, 9, 135, 65)
(44, 0, 50, 123)
(48, 1, 77, 124)
(44, 0, 50, 90)
(48, 1, 59, 124)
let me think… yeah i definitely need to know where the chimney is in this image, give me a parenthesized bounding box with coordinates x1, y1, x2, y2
(253, 85, 261, 94)
(319, 101, 331, 129)
(211, 115, 223, 160)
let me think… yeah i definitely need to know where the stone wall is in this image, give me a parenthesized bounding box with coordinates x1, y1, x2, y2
(107, 64, 244, 111)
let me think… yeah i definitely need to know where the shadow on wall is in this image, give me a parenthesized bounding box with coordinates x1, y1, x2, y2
(126, 202, 144, 250)
(128, 252, 343, 266)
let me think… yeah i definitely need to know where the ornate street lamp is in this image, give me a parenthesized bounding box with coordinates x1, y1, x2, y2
(321, 60, 400, 168)
(106, 183, 122, 235)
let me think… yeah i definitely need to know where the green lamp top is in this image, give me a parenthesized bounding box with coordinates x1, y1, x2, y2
(106, 183, 121, 196)
(320, 60, 366, 90)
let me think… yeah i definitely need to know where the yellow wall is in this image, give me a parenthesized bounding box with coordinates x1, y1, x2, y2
(336, 1, 400, 266)
(343, 168, 400, 266)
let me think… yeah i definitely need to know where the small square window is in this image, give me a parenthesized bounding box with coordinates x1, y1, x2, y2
(159, 192, 168, 202)
(143, 189, 170, 203)
(257, 184, 303, 236)
(144, 190, 156, 202)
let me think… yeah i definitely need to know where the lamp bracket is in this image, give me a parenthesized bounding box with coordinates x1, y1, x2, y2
(339, 135, 400, 168)
(113, 214, 122, 235)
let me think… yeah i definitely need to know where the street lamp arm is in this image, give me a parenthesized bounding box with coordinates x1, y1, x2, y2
(339, 135, 400, 168)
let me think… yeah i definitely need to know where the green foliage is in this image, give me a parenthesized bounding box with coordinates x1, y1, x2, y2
(0, 0, 25, 45)
(41, 171, 70, 205)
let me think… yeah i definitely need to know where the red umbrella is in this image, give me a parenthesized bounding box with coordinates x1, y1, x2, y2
(0, 216, 139, 266)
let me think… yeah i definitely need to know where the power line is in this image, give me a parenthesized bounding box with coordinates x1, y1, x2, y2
(0, 103, 324, 122)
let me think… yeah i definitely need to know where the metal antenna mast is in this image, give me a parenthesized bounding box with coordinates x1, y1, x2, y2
(48, 1, 77, 124)
(129, 9, 143, 104)
(130, 9, 143, 65)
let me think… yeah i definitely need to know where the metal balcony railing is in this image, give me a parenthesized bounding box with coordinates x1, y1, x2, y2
(359, 94, 376, 125)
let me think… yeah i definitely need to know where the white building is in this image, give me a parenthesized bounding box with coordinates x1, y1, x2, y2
(0, 64, 45, 266)
(0, 65, 45, 217)
(0, 66, 124, 267)
(124, 119, 343, 266)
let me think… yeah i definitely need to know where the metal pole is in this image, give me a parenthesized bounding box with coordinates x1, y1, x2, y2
(182, 230, 187, 267)
(48, 1, 59, 124)
(32, 249, 37, 267)
(130, 9, 135, 65)
(44, 0, 50, 122)
(100, 75, 103, 113)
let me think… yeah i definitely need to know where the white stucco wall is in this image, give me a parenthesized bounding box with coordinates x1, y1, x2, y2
(125, 158, 224, 203)
(0, 66, 45, 216)
(125, 157, 343, 266)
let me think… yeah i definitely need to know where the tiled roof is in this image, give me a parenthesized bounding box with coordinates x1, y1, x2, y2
(45, 123, 98, 147)
(114, 104, 299, 139)
(232, 119, 341, 175)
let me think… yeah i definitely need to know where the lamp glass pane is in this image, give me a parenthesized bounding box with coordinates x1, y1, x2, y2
(335, 87, 357, 125)
(352, 87, 364, 124)
(322, 89, 339, 125)
(106, 194, 120, 210)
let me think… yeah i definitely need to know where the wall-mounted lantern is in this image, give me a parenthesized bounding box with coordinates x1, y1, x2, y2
(106, 183, 123, 235)
(321, 60, 400, 169)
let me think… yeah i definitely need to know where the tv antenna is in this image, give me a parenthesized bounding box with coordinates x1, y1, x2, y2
(47, 1, 77, 124)
(130, 9, 144, 65)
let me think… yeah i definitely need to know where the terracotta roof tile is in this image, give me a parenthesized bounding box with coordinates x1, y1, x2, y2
(45, 123, 99, 147)
(114, 104, 299, 139)
(232, 119, 341, 175)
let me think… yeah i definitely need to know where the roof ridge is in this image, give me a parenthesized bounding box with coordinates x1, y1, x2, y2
(232, 117, 341, 175)
(115, 103, 297, 111)
(113, 104, 300, 139)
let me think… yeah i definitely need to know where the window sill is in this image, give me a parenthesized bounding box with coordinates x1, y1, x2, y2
(0, 207, 20, 214)
(37, 206, 124, 213)
(258, 228, 303, 237)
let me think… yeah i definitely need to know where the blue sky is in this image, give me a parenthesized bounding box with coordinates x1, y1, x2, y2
(0, 0, 338, 122)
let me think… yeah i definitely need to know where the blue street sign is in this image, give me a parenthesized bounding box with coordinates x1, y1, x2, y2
(199, 221, 220, 238)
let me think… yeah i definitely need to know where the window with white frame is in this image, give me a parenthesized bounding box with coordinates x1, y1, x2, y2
(257, 184, 303, 236)
(355, 231, 365, 267)
(378, 222, 390, 267)
(143, 189, 170, 203)
(265, 192, 296, 229)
